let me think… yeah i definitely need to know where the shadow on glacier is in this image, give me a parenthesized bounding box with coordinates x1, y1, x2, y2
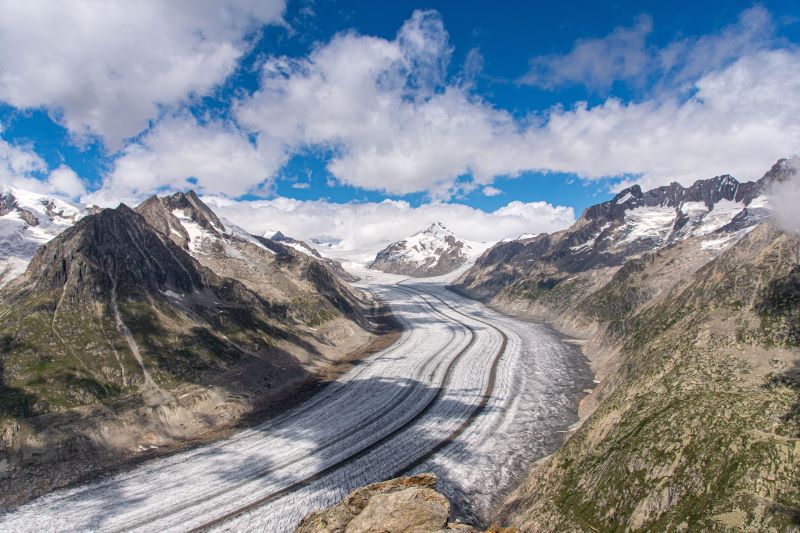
(35, 375, 500, 531)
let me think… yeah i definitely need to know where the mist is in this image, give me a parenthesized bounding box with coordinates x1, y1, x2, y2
(768, 157, 800, 233)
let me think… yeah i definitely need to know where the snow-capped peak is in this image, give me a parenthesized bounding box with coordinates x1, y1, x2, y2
(0, 187, 88, 285)
(370, 223, 491, 277)
(419, 221, 451, 236)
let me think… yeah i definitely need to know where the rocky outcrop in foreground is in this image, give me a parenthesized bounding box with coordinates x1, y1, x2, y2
(295, 474, 514, 533)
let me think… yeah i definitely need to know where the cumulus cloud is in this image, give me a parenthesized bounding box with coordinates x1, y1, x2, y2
(0, 0, 285, 149)
(68, 5, 800, 204)
(0, 136, 45, 181)
(768, 157, 800, 233)
(43, 166, 86, 198)
(481, 186, 502, 197)
(0, 136, 86, 198)
(202, 195, 575, 262)
(230, 6, 800, 200)
(87, 114, 282, 205)
(236, 9, 531, 198)
(522, 48, 800, 189)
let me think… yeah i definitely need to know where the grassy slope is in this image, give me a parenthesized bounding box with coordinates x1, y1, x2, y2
(493, 224, 800, 531)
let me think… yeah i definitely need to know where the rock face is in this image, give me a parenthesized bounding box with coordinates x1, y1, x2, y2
(295, 474, 484, 533)
(0, 191, 387, 507)
(370, 223, 488, 278)
(454, 161, 800, 531)
(270, 230, 359, 282)
(459, 166, 780, 302)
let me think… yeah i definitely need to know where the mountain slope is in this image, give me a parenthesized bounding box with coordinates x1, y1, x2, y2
(456, 162, 782, 318)
(136, 192, 363, 325)
(496, 222, 800, 531)
(453, 160, 799, 531)
(370, 222, 489, 277)
(268, 230, 359, 282)
(0, 194, 389, 506)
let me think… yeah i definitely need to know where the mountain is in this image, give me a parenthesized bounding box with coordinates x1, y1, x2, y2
(370, 222, 489, 277)
(0, 187, 88, 286)
(457, 163, 780, 307)
(268, 230, 358, 282)
(0, 192, 388, 506)
(453, 160, 800, 531)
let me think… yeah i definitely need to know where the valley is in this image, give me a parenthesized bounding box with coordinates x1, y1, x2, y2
(0, 270, 592, 532)
(0, 4, 798, 531)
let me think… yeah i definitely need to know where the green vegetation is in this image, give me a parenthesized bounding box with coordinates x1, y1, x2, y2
(494, 227, 800, 531)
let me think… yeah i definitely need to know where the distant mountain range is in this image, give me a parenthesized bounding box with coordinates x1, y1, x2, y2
(459, 162, 784, 302)
(370, 222, 490, 277)
(454, 159, 800, 531)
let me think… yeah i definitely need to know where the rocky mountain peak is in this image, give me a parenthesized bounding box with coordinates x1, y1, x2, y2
(23, 203, 203, 300)
(759, 157, 798, 185)
(162, 190, 225, 234)
(421, 221, 451, 235)
(0, 189, 39, 226)
(135, 194, 191, 248)
(0, 188, 88, 285)
(611, 185, 643, 206)
(466, 160, 783, 281)
(0, 189, 18, 216)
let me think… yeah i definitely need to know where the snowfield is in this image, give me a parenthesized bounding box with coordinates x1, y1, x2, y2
(0, 270, 592, 532)
(0, 187, 85, 285)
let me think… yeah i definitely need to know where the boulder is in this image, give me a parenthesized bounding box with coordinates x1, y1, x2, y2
(295, 474, 482, 533)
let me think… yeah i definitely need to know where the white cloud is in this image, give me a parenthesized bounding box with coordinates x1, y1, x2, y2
(202, 195, 575, 262)
(0, 136, 86, 198)
(44, 166, 86, 198)
(521, 5, 775, 91)
(0, 137, 45, 181)
(87, 114, 282, 205)
(768, 157, 800, 234)
(522, 15, 653, 90)
(236, 10, 530, 198)
(658, 5, 775, 87)
(0, 0, 285, 149)
(462, 47, 485, 85)
(522, 48, 800, 188)
(482, 185, 502, 196)
(227, 6, 800, 200)
(71, 5, 800, 205)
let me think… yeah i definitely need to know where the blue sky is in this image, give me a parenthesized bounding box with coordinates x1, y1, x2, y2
(0, 1, 799, 252)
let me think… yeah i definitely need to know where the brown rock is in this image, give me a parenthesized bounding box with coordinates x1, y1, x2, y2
(346, 486, 449, 533)
(296, 474, 485, 533)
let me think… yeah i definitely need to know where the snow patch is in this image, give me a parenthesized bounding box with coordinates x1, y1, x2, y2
(161, 289, 183, 300)
(615, 192, 634, 205)
(0, 187, 86, 285)
(620, 206, 676, 244)
(691, 199, 745, 236)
